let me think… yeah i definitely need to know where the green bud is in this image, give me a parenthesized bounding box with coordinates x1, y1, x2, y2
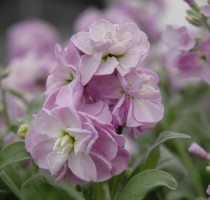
(18, 124, 30, 139)
(0, 69, 10, 80)
(125, 168, 132, 177)
(206, 166, 210, 173)
(186, 15, 202, 26)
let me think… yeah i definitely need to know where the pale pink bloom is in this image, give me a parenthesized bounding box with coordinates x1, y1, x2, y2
(45, 43, 83, 108)
(25, 107, 129, 183)
(71, 19, 149, 84)
(163, 50, 200, 90)
(87, 74, 122, 106)
(7, 19, 59, 61)
(162, 25, 195, 51)
(113, 0, 164, 42)
(4, 52, 54, 98)
(188, 143, 209, 160)
(73, 7, 101, 32)
(113, 67, 164, 130)
(201, 5, 210, 18)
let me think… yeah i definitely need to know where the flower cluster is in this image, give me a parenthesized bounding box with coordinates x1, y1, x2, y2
(163, 1, 210, 88)
(1, 19, 59, 144)
(73, 0, 165, 43)
(25, 19, 164, 183)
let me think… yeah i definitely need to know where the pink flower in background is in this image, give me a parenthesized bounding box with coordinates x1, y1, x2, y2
(73, 0, 165, 43)
(163, 25, 210, 86)
(25, 107, 129, 183)
(3, 52, 55, 98)
(188, 143, 209, 160)
(73, 7, 101, 32)
(71, 19, 149, 84)
(201, 5, 210, 18)
(207, 185, 210, 200)
(7, 19, 59, 61)
(162, 25, 195, 51)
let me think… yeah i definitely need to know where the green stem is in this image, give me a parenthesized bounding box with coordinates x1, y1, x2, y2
(110, 177, 118, 200)
(0, 170, 21, 199)
(0, 79, 10, 128)
(201, 16, 210, 32)
(93, 182, 103, 200)
(174, 140, 205, 197)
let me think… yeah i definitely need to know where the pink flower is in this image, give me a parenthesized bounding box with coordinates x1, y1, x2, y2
(87, 74, 122, 106)
(4, 52, 54, 98)
(201, 5, 210, 18)
(114, 67, 164, 130)
(71, 19, 149, 84)
(188, 143, 209, 160)
(6, 19, 59, 61)
(162, 25, 195, 51)
(45, 43, 83, 108)
(25, 107, 129, 183)
(73, 7, 101, 32)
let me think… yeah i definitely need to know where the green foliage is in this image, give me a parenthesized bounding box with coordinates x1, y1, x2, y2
(119, 169, 177, 200)
(0, 142, 30, 170)
(21, 174, 69, 200)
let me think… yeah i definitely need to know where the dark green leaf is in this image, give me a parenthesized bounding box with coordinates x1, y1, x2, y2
(0, 142, 30, 170)
(21, 174, 69, 200)
(119, 169, 177, 200)
(132, 131, 191, 175)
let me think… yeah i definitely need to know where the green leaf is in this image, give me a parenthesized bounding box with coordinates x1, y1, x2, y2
(21, 174, 69, 200)
(0, 166, 23, 199)
(132, 131, 191, 174)
(141, 146, 160, 171)
(27, 94, 45, 116)
(0, 142, 31, 170)
(119, 169, 177, 200)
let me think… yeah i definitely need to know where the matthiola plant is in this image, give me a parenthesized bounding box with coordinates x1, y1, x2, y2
(25, 19, 164, 185)
(1, 1, 210, 200)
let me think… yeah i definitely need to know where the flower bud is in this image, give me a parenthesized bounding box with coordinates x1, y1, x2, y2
(18, 124, 30, 139)
(188, 143, 209, 160)
(186, 16, 202, 26)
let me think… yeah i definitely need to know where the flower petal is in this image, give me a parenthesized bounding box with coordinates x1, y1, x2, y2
(79, 53, 102, 85)
(68, 152, 97, 181)
(34, 109, 64, 138)
(95, 56, 118, 75)
(71, 31, 92, 55)
(47, 151, 69, 176)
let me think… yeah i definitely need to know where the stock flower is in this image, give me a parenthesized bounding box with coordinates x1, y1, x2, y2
(162, 25, 195, 51)
(163, 26, 210, 86)
(87, 67, 163, 132)
(45, 43, 83, 108)
(71, 19, 149, 84)
(25, 107, 129, 183)
(6, 19, 59, 61)
(201, 5, 210, 18)
(176, 35, 210, 85)
(3, 52, 54, 98)
(73, 0, 165, 43)
(114, 67, 164, 129)
(188, 143, 209, 160)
